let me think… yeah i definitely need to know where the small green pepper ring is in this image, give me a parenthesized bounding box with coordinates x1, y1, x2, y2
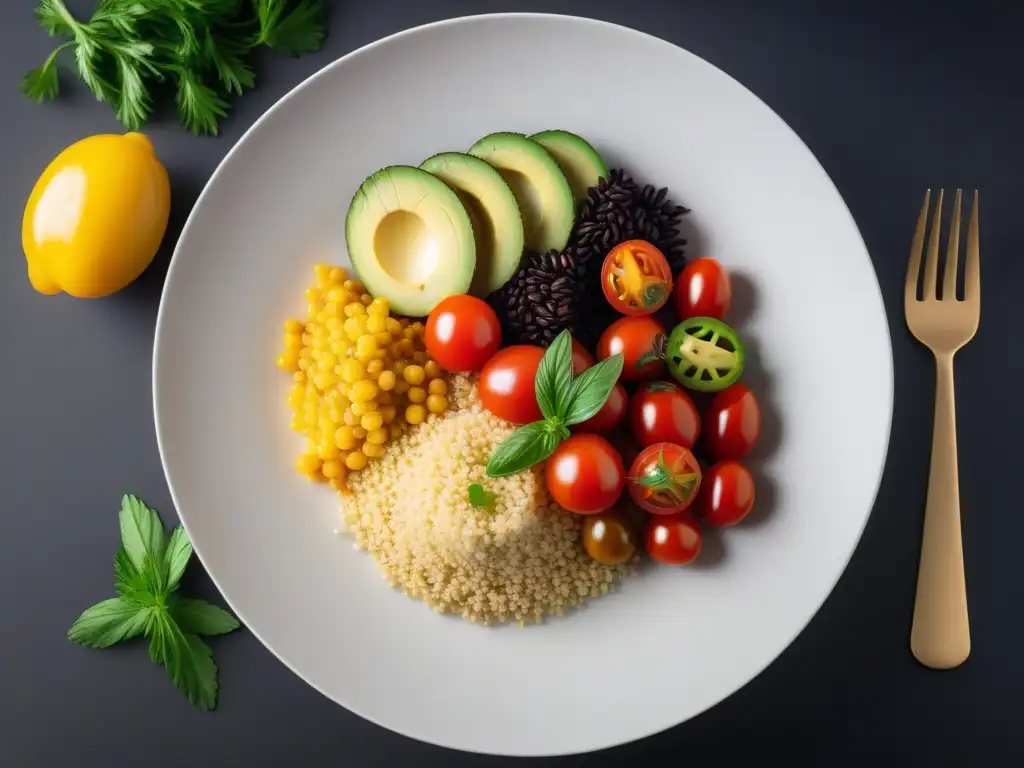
(665, 317, 745, 392)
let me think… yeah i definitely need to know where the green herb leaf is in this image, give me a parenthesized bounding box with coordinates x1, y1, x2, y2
(256, 0, 326, 55)
(20, 43, 69, 102)
(564, 354, 624, 425)
(174, 67, 229, 135)
(534, 329, 574, 422)
(487, 421, 561, 478)
(113, 52, 152, 130)
(206, 33, 255, 96)
(170, 596, 240, 636)
(36, 0, 77, 37)
(468, 483, 497, 509)
(164, 526, 193, 591)
(119, 494, 168, 584)
(68, 597, 150, 648)
(150, 611, 219, 711)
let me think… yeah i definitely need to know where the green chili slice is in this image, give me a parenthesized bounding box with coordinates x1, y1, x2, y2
(665, 317, 745, 392)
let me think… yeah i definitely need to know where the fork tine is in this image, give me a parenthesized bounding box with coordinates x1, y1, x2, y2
(943, 189, 963, 300)
(906, 190, 931, 303)
(964, 190, 980, 301)
(922, 189, 944, 299)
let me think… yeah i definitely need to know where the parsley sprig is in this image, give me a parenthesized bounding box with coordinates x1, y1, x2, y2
(21, 0, 327, 135)
(68, 494, 240, 710)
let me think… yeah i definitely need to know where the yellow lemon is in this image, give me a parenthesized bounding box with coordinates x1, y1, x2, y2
(22, 132, 171, 298)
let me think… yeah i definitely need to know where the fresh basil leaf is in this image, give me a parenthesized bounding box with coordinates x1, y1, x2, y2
(468, 483, 497, 509)
(534, 329, 574, 421)
(164, 526, 193, 591)
(564, 354, 624, 425)
(68, 597, 150, 649)
(487, 421, 562, 477)
(119, 494, 168, 586)
(169, 596, 240, 637)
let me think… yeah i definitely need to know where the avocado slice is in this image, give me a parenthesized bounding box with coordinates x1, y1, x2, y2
(529, 130, 608, 204)
(468, 132, 574, 253)
(345, 166, 476, 317)
(420, 152, 524, 297)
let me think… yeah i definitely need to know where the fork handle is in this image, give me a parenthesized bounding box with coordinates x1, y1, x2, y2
(910, 352, 970, 669)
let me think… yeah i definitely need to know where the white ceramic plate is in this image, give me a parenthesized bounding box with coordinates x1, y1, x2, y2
(154, 13, 892, 756)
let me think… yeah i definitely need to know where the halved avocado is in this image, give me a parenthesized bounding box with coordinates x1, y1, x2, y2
(468, 132, 574, 253)
(529, 130, 608, 204)
(420, 152, 524, 297)
(345, 166, 475, 317)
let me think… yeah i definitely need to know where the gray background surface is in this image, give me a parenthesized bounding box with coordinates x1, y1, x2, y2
(2, 0, 1023, 765)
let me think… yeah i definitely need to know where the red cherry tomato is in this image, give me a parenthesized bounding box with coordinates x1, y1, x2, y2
(644, 512, 702, 565)
(597, 315, 666, 382)
(546, 434, 625, 515)
(601, 239, 673, 316)
(699, 460, 756, 526)
(425, 294, 502, 372)
(704, 383, 761, 460)
(675, 257, 732, 320)
(627, 442, 702, 515)
(571, 337, 594, 376)
(629, 381, 701, 449)
(479, 345, 545, 424)
(575, 382, 627, 434)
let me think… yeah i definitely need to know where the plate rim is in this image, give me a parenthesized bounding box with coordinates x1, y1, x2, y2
(153, 11, 894, 755)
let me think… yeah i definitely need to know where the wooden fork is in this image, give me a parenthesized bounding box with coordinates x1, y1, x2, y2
(905, 189, 980, 670)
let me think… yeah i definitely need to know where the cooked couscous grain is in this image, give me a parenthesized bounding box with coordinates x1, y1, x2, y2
(343, 375, 630, 625)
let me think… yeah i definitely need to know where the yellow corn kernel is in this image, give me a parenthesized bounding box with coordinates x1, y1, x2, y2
(370, 297, 390, 314)
(340, 359, 366, 384)
(410, 321, 424, 333)
(412, 350, 428, 365)
(345, 451, 368, 471)
(313, 371, 336, 390)
(276, 351, 299, 371)
(362, 442, 385, 458)
(428, 378, 448, 396)
(356, 335, 379, 359)
(361, 411, 384, 431)
(385, 317, 403, 335)
(350, 379, 379, 402)
(405, 404, 427, 425)
(318, 442, 341, 460)
(366, 358, 384, 376)
(329, 267, 347, 283)
(398, 317, 410, 328)
(343, 279, 365, 293)
(285, 318, 304, 333)
(290, 414, 304, 432)
(394, 380, 410, 395)
(294, 370, 306, 383)
(352, 425, 368, 439)
(326, 286, 346, 304)
(403, 327, 419, 341)
(389, 423, 405, 439)
(365, 427, 388, 445)
(377, 391, 393, 406)
(378, 370, 396, 391)
(375, 331, 393, 347)
(295, 453, 321, 476)
(423, 360, 442, 378)
(321, 459, 343, 479)
(427, 394, 448, 414)
(351, 400, 378, 417)
(396, 338, 415, 358)
(380, 405, 397, 424)
(360, 293, 373, 306)
(407, 386, 426, 404)
(365, 314, 385, 334)
(344, 315, 367, 341)
(284, 332, 304, 350)
(403, 365, 425, 385)
(335, 426, 357, 450)
(314, 264, 331, 281)
(343, 408, 358, 426)
(344, 302, 367, 317)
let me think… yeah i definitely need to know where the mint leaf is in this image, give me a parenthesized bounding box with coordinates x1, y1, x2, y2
(164, 526, 193, 591)
(150, 612, 219, 711)
(487, 421, 561, 477)
(170, 597, 240, 636)
(68, 597, 150, 648)
(534, 329, 574, 421)
(564, 354, 624, 425)
(113, 546, 151, 603)
(468, 483, 497, 509)
(119, 495, 168, 587)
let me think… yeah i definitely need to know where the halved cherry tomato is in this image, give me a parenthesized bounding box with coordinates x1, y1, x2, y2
(582, 505, 637, 565)
(597, 315, 666, 382)
(629, 381, 701, 449)
(627, 442, 702, 514)
(675, 257, 732, 320)
(644, 512, 702, 565)
(704, 383, 761, 460)
(478, 345, 545, 424)
(546, 434, 625, 515)
(575, 382, 627, 434)
(699, 460, 755, 526)
(425, 294, 502, 373)
(571, 337, 594, 376)
(601, 239, 673, 316)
